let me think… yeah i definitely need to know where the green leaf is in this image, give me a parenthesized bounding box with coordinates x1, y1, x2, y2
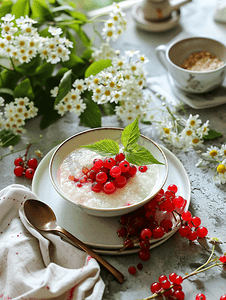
(121, 117, 140, 149)
(55, 69, 72, 105)
(100, 102, 117, 116)
(85, 59, 112, 78)
(0, 69, 21, 90)
(0, 1, 13, 18)
(14, 78, 34, 100)
(69, 10, 87, 21)
(62, 53, 84, 69)
(69, 23, 91, 47)
(81, 48, 93, 62)
(79, 91, 101, 128)
(125, 144, 164, 166)
(0, 129, 20, 147)
(34, 62, 55, 84)
(31, 0, 54, 21)
(16, 56, 41, 76)
(11, 0, 30, 18)
(204, 128, 223, 140)
(40, 109, 61, 129)
(80, 139, 119, 157)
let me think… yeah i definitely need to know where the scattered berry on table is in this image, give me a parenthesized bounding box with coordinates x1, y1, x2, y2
(196, 293, 206, 300)
(14, 166, 25, 177)
(128, 266, 137, 275)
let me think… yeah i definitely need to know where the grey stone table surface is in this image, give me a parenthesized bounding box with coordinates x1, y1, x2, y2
(1, 0, 226, 299)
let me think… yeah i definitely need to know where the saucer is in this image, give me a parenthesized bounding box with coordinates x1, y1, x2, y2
(168, 75, 226, 109)
(32, 144, 190, 255)
(131, 3, 180, 32)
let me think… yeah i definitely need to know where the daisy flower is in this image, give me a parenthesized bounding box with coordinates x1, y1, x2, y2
(202, 145, 220, 160)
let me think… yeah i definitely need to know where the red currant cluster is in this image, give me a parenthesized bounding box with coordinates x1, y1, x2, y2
(14, 146, 38, 180)
(151, 273, 184, 299)
(68, 152, 147, 194)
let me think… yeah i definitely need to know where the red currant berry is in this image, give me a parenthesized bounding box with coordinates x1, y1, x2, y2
(179, 225, 191, 237)
(128, 165, 137, 176)
(161, 279, 171, 290)
(103, 181, 116, 194)
(181, 210, 192, 221)
(220, 295, 226, 300)
(115, 153, 125, 162)
(128, 266, 137, 275)
(88, 170, 96, 180)
(140, 240, 150, 251)
(137, 262, 143, 270)
(117, 227, 127, 237)
(164, 190, 175, 200)
(164, 289, 173, 297)
(219, 255, 226, 263)
(27, 158, 38, 169)
(196, 226, 208, 238)
(96, 171, 108, 184)
(113, 176, 127, 188)
(91, 182, 103, 193)
(167, 184, 178, 193)
(119, 160, 130, 172)
(187, 231, 198, 241)
(123, 238, 134, 249)
(138, 165, 147, 172)
(14, 157, 24, 167)
(160, 219, 173, 233)
(196, 293, 206, 300)
(158, 274, 167, 283)
(127, 224, 139, 236)
(173, 196, 185, 208)
(173, 284, 182, 291)
(169, 272, 177, 283)
(25, 168, 35, 179)
(14, 166, 25, 177)
(103, 158, 116, 169)
(140, 228, 152, 240)
(110, 166, 121, 178)
(93, 158, 103, 169)
(174, 275, 183, 285)
(138, 250, 150, 261)
(173, 290, 185, 300)
(150, 282, 162, 293)
(120, 215, 129, 226)
(189, 216, 201, 228)
(152, 226, 165, 239)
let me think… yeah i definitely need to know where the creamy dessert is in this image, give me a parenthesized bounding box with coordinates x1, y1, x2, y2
(180, 50, 224, 71)
(57, 148, 160, 209)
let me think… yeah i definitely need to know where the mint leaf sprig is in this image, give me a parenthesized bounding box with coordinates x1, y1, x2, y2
(79, 118, 164, 166)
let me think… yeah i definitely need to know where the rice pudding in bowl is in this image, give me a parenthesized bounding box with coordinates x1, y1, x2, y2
(49, 128, 168, 217)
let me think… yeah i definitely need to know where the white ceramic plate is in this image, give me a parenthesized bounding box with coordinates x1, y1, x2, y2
(131, 3, 180, 32)
(32, 144, 190, 255)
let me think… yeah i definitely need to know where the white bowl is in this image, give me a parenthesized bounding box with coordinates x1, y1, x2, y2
(49, 128, 168, 217)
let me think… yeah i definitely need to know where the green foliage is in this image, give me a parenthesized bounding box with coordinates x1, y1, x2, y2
(14, 78, 34, 100)
(204, 129, 223, 140)
(79, 91, 102, 128)
(80, 139, 119, 156)
(55, 69, 72, 105)
(0, 1, 13, 18)
(0, 129, 20, 147)
(11, 0, 30, 18)
(85, 59, 112, 77)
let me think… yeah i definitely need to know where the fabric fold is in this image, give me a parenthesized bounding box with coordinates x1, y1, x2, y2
(0, 184, 105, 300)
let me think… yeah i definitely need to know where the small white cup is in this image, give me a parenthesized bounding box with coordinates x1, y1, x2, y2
(156, 37, 226, 93)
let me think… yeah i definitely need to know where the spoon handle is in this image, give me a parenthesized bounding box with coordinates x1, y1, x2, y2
(55, 226, 124, 284)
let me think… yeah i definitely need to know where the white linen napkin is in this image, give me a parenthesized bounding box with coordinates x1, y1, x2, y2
(0, 184, 105, 300)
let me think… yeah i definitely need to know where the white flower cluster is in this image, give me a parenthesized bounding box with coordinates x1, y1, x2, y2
(196, 144, 226, 184)
(156, 113, 210, 151)
(0, 96, 38, 135)
(101, 2, 127, 42)
(52, 46, 151, 123)
(0, 14, 72, 64)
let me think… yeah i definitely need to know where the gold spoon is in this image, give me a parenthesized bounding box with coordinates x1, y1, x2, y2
(23, 199, 124, 284)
